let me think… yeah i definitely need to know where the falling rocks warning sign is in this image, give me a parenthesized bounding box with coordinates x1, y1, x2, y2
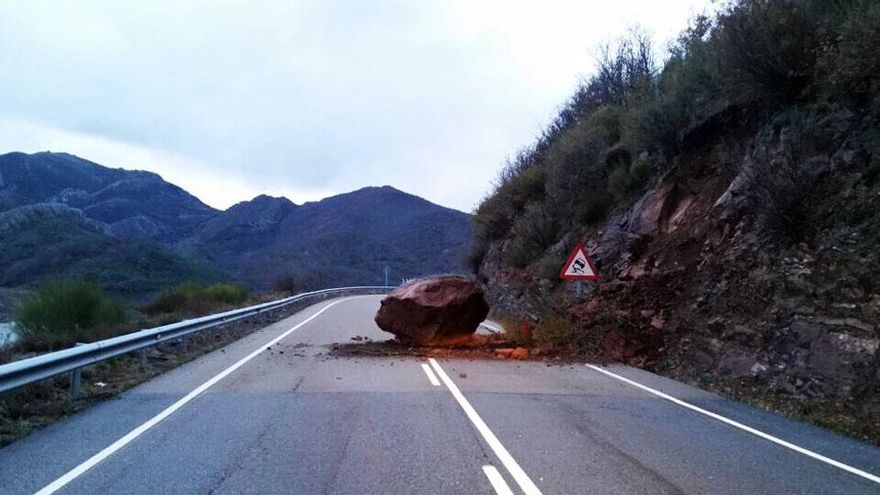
(559, 244, 598, 280)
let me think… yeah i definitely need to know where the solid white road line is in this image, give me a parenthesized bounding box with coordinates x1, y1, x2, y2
(482, 465, 515, 495)
(35, 299, 348, 495)
(420, 363, 441, 386)
(428, 358, 542, 495)
(586, 364, 880, 485)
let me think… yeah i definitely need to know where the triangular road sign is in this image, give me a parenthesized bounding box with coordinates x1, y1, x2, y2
(560, 244, 598, 280)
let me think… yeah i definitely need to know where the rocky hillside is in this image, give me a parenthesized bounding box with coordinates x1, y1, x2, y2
(0, 152, 472, 298)
(0, 201, 221, 304)
(472, 0, 880, 440)
(0, 152, 215, 242)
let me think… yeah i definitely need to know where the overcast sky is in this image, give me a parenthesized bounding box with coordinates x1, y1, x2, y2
(0, 0, 712, 212)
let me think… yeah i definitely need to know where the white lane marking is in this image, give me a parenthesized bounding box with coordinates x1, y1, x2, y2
(482, 465, 515, 495)
(586, 364, 880, 485)
(35, 299, 348, 495)
(428, 358, 542, 495)
(420, 363, 440, 386)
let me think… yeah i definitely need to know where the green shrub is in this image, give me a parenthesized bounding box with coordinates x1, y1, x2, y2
(463, 244, 488, 275)
(272, 274, 299, 295)
(532, 311, 578, 350)
(505, 204, 560, 267)
(624, 92, 689, 158)
(583, 28, 657, 108)
(745, 114, 821, 243)
(577, 194, 612, 225)
(205, 283, 248, 305)
(145, 282, 249, 316)
(608, 159, 651, 200)
(584, 105, 624, 144)
(711, 0, 825, 103)
(535, 253, 565, 280)
(15, 280, 128, 349)
(543, 124, 609, 223)
(474, 165, 547, 243)
(817, 0, 880, 98)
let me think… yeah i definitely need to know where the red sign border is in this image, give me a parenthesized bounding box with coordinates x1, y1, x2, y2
(559, 243, 599, 280)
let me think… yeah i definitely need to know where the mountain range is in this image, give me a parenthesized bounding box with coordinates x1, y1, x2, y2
(0, 151, 472, 304)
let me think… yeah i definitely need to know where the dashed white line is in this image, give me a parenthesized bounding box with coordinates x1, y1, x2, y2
(482, 465, 515, 495)
(428, 358, 542, 495)
(586, 364, 880, 485)
(420, 363, 440, 386)
(35, 299, 348, 495)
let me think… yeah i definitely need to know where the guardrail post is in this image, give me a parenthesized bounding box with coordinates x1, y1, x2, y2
(70, 367, 82, 399)
(139, 348, 148, 368)
(180, 336, 189, 353)
(69, 342, 87, 400)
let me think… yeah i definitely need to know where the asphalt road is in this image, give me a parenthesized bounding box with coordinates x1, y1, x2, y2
(1, 295, 879, 494)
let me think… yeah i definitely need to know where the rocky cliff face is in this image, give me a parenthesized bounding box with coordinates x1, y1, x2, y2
(478, 103, 880, 416)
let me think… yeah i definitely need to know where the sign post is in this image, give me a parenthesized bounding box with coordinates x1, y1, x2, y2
(560, 244, 598, 297)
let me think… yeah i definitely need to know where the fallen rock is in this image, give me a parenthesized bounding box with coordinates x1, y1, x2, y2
(718, 353, 756, 377)
(510, 347, 529, 360)
(495, 348, 515, 358)
(375, 275, 490, 345)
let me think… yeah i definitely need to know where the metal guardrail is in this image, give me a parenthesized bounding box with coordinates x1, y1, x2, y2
(0, 286, 391, 397)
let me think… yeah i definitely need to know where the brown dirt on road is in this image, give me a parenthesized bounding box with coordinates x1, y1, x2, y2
(328, 333, 583, 364)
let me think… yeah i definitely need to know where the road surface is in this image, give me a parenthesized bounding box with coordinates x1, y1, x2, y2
(1, 295, 878, 494)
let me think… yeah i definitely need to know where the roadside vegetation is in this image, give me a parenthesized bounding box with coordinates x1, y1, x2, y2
(15, 280, 129, 351)
(470, 0, 880, 271)
(144, 281, 250, 317)
(271, 274, 300, 296)
(9, 280, 253, 353)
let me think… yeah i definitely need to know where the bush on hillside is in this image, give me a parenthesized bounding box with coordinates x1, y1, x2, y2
(711, 0, 824, 102)
(506, 204, 560, 268)
(816, 0, 880, 98)
(204, 283, 249, 305)
(15, 280, 128, 350)
(272, 274, 299, 295)
(745, 112, 821, 243)
(542, 123, 608, 220)
(146, 281, 249, 316)
(583, 28, 657, 109)
(608, 159, 651, 200)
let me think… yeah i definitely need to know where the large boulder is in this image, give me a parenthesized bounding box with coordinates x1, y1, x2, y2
(375, 276, 490, 344)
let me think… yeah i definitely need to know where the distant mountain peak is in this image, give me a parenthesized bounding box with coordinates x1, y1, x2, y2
(1, 151, 474, 291)
(236, 194, 296, 207)
(0, 151, 215, 243)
